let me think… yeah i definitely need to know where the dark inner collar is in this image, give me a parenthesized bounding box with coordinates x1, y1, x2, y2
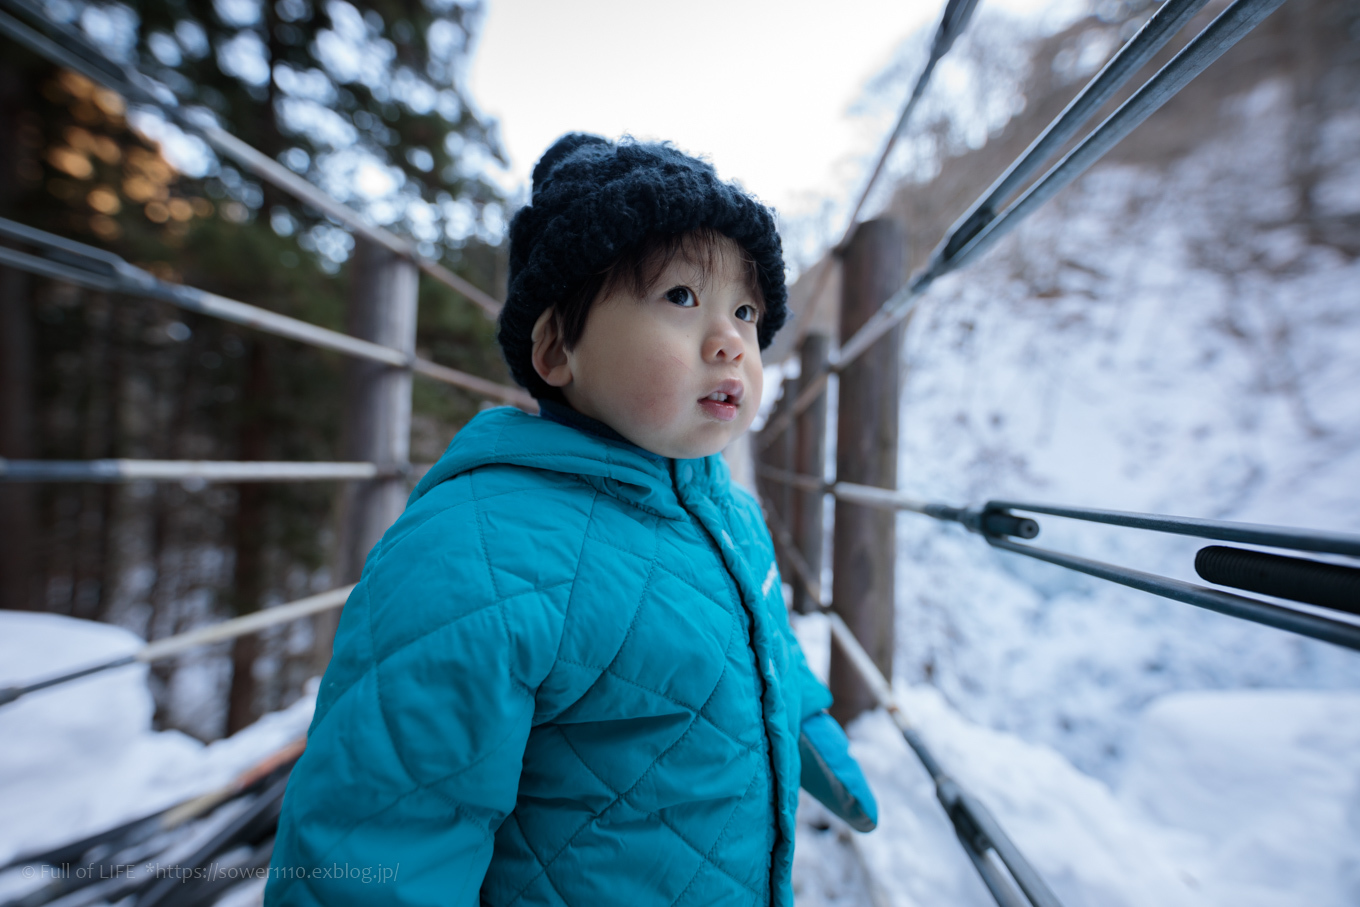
(536, 398, 664, 461)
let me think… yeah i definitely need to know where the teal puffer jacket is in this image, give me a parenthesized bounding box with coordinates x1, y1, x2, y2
(266, 407, 836, 906)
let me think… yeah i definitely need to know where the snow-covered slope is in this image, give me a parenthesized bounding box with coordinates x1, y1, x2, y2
(791, 615, 1360, 907)
(794, 31, 1360, 906)
(891, 77, 1360, 779)
(0, 611, 315, 872)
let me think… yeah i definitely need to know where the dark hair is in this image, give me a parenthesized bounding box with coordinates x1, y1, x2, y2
(535, 228, 765, 402)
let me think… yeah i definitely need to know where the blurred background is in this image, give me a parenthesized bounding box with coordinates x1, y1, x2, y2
(0, 0, 1357, 904)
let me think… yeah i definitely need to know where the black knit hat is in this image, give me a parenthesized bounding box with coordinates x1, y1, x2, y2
(498, 133, 788, 398)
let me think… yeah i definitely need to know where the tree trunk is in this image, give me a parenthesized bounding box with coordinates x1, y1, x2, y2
(0, 265, 37, 610)
(0, 52, 37, 611)
(227, 342, 271, 734)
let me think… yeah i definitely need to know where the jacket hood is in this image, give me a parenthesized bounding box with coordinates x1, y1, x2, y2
(410, 407, 734, 520)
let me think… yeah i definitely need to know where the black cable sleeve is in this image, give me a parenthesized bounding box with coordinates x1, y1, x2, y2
(1195, 546, 1360, 616)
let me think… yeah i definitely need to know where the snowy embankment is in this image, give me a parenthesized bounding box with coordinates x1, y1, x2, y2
(0, 611, 314, 882)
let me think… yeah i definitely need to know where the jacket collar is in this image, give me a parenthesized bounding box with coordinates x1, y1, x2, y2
(535, 398, 649, 453)
(410, 407, 731, 520)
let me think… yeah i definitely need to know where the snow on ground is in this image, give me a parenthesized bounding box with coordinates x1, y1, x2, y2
(791, 614, 1360, 907)
(0, 611, 316, 874)
(1120, 691, 1360, 904)
(0, 557, 1355, 906)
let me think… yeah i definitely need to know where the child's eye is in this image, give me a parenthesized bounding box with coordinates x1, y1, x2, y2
(664, 286, 697, 307)
(735, 304, 757, 323)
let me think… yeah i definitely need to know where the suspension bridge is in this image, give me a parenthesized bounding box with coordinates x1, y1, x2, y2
(0, 0, 1357, 904)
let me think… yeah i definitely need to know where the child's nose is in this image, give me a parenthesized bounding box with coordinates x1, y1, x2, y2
(703, 320, 746, 363)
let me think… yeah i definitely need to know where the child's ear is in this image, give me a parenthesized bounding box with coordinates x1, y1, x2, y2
(531, 308, 573, 388)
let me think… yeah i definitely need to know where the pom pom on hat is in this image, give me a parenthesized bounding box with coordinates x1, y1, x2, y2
(498, 133, 789, 399)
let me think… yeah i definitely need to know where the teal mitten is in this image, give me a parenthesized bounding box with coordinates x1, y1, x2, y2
(799, 710, 878, 832)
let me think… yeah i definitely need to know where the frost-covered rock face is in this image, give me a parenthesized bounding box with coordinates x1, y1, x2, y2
(892, 75, 1360, 781)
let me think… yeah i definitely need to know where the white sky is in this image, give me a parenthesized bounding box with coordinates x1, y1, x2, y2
(469, 0, 1069, 219)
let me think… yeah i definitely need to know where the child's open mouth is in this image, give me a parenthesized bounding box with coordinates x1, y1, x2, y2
(698, 381, 743, 422)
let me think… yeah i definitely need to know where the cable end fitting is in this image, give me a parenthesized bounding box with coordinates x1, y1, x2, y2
(982, 508, 1039, 540)
(938, 504, 1039, 539)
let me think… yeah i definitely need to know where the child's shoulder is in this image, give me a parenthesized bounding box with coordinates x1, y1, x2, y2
(394, 459, 596, 553)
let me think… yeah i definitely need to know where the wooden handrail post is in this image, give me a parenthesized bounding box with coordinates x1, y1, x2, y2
(830, 218, 904, 724)
(777, 372, 797, 539)
(314, 238, 419, 673)
(792, 333, 830, 614)
(758, 373, 798, 594)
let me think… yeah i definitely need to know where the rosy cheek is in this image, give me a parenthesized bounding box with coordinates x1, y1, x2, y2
(623, 363, 686, 430)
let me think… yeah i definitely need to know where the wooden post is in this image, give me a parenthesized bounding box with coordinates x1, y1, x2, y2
(792, 333, 830, 614)
(314, 239, 418, 672)
(776, 373, 797, 534)
(757, 375, 798, 592)
(830, 219, 904, 724)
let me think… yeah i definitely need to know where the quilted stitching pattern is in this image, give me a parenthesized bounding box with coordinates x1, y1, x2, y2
(266, 408, 831, 907)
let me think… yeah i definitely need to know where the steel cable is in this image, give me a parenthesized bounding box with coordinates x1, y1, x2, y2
(0, 586, 356, 708)
(783, 0, 981, 351)
(764, 0, 1287, 446)
(757, 465, 1360, 649)
(760, 499, 1064, 907)
(843, 0, 983, 233)
(0, 217, 534, 407)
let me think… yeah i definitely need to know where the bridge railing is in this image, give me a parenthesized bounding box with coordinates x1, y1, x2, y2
(0, 0, 530, 682)
(751, 0, 1358, 903)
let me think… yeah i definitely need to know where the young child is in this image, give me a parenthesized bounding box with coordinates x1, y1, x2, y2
(266, 134, 876, 907)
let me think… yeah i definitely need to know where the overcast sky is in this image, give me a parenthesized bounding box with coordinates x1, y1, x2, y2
(468, 0, 1074, 222)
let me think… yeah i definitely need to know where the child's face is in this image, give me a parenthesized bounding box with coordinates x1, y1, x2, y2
(531, 243, 765, 459)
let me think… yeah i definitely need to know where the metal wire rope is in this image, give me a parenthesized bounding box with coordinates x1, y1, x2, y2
(929, 0, 1213, 265)
(756, 464, 1360, 651)
(756, 465, 1360, 558)
(760, 499, 1065, 907)
(782, 0, 982, 351)
(844, 0, 983, 233)
(762, 0, 1286, 448)
(0, 217, 533, 408)
(0, 458, 422, 483)
(0, 586, 356, 708)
